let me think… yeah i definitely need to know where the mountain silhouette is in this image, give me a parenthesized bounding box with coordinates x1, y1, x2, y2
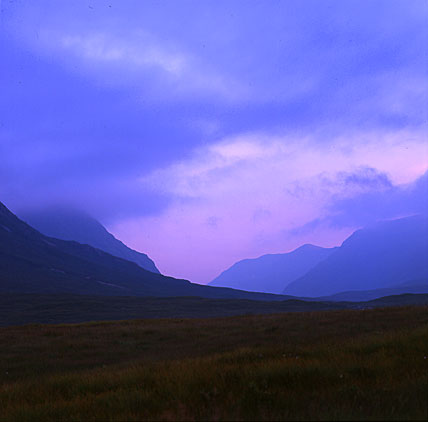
(283, 215, 428, 297)
(0, 201, 291, 301)
(209, 244, 336, 293)
(19, 208, 159, 273)
(312, 279, 428, 302)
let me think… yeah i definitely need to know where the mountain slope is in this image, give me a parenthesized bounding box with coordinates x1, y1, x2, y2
(283, 215, 428, 297)
(209, 244, 336, 294)
(313, 279, 428, 302)
(0, 202, 290, 301)
(0, 202, 188, 296)
(19, 208, 159, 273)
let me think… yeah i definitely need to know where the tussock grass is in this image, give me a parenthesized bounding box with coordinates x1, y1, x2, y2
(0, 306, 427, 420)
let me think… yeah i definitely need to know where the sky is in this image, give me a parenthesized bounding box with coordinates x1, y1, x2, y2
(1, 0, 427, 283)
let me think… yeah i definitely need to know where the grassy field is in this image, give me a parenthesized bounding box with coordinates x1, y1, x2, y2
(1, 293, 428, 326)
(0, 305, 427, 421)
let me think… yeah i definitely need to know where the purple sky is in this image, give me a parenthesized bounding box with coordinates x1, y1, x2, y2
(1, 0, 427, 283)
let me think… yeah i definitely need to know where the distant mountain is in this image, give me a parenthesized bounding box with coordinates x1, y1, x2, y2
(0, 201, 291, 301)
(313, 279, 428, 302)
(283, 215, 428, 297)
(209, 244, 336, 293)
(19, 208, 159, 273)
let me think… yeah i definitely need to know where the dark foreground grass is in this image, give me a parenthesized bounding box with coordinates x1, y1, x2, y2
(0, 306, 427, 421)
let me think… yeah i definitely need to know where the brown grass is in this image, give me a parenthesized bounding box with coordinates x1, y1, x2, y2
(0, 306, 427, 421)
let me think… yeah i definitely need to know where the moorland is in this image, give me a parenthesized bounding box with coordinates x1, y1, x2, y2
(1, 305, 427, 421)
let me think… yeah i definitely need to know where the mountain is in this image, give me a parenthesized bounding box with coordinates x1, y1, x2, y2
(0, 201, 187, 296)
(0, 201, 290, 301)
(313, 279, 428, 302)
(283, 215, 428, 297)
(209, 244, 336, 293)
(19, 208, 159, 273)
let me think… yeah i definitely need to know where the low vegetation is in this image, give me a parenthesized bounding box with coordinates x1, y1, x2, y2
(0, 306, 427, 421)
(2, 293, 427, 327)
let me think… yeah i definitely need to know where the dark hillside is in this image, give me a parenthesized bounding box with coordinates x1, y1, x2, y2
(20, 207, 159, 273)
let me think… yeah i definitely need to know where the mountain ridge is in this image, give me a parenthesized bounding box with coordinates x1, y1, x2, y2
(283, 214, 428, 297)
(19, 207, 159, 273)
(209, 244, 336, 293)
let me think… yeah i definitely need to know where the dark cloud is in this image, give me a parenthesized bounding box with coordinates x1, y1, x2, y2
(337, 167, 393, 190)
(290, 171, 428, 238)
(329, 170, 428, 227)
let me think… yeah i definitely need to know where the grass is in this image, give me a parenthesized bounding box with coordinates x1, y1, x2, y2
(0, 305, 427, 420)
(1, 293, 427, 327)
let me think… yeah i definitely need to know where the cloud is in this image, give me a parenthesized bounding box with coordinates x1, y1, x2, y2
(336, 167, 392, 190)
(61, 32, 186, 76)
(327, 170, 428, 227)
(28, 28, 248, 103)
(110, 128, 428, 283)
(6, 0, 427, 116)
(141, 128, 427, 198)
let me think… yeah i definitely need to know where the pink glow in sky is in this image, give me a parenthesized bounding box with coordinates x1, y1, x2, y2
(110, 129, 428, 283)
